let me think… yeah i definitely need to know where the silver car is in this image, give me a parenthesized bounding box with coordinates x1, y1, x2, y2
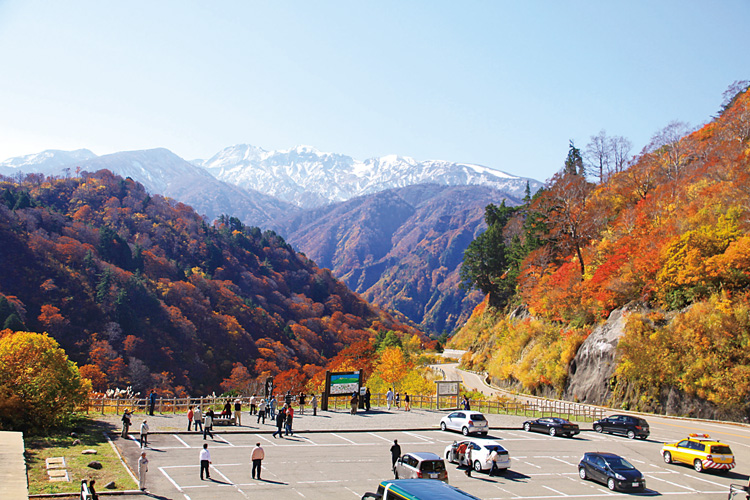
(394, 452, 449, 482)
(440, 411, 489, 436)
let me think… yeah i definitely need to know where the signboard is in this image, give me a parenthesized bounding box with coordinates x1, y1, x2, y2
(329, 371, 360, 395)
(437, 381, 459, 396)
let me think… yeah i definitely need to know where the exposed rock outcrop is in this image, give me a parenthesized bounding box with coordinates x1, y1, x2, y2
(564, 304, 643, 404)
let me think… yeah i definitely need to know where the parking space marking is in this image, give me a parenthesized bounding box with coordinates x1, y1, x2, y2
(173, 435, 191, 448)
(368, 432, 393, 443)
(331, 433, 359, 444)
(217, 435, 236, 446)
(686, 473, 734, 488)
(159, 466, 185, 492)
(542, 485, 569, 496)
(521, 460, 542, 469)
(255, 434, 277, 446)
(297, 435, 318, 445)
(648, 475, 697, 491)
(344, 486, 361, 497)
(405, 431, 433, 442)
(544, 456, 578, 467)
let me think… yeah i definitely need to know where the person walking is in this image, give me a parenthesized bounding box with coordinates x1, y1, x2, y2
(249, 394, 258, 415)
(234, 398, 242, 426)
(462, 395, 471, 411)
(386, 388, 394, 410)
(199, 443, 211, 480)
(404, 392, 411, 412)
(269, 395, 277, 419)
(311, 394, 317, 416)
(139, 420, 149, 448)
(395, 392, 400, 410)
(251, 442, 265, 480)
(88, 479, 99, 500)
(203, 409, 214, 440)
(390, 440, 402, 478)
(464, 444, 473, 477)
(257, 398, 267, 424)
(298, 392, 305, 415)
(285, 391, 293, 407)
(285, 405, 294, 436)
(272, 406, 286, 438)
(148, 391, 156, 416)
(138, 451, 148, 491)
(350, 392, 358, 415)
(187, 406, 194, 431)
(193, 406, 203, 433)
(365, 388, 371, 411)
(121, 409, 131, 438)
(489, 449, 500, 476)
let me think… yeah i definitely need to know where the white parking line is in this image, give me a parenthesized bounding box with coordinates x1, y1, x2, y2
(405, 431, 432, 442)
(331, 433, 358, 444)
(216, 435, 235, 446)
(368, 432, 393, 443)
(212, 466, 250, 499)
(542, 485, 569, 496)
(687, 473, 734, 488)
(159, 466, 185, 492)
(297, 435, 318, 445)
(173, 435, 191, 448)
(647, 475, 697, 491)
(344, 486, 360, 497)
(255, 433, 277, 446)
(545, 456, 578, 467)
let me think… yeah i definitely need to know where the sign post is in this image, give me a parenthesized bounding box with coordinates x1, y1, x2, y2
(322, 370, 363, 411)
(436, 380, 460, 409)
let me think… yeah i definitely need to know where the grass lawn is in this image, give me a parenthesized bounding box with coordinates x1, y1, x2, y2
(25, 415, 137, 495)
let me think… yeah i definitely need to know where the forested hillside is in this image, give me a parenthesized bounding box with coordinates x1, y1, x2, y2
(452, 83, 750, 418)
(0, 170, 421, 396)
(272, 184, 519, 334)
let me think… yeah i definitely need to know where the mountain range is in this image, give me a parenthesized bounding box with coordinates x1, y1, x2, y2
(1, 144, 541, 333)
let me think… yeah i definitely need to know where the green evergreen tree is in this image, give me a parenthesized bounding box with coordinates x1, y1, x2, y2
(3, 313, 25, 331)
(564, 140, 584, 176)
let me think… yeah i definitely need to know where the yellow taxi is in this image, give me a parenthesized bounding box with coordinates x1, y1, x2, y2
(661, 433, 735, 472)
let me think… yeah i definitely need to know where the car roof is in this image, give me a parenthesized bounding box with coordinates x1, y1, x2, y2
(379, 479, 482, 499)
(407, 452, 442, 461)
(585, 452, 621, 459)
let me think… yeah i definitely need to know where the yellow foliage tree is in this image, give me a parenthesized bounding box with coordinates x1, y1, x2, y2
(373, 347, 411, 391)
(0, 330, 91, 432)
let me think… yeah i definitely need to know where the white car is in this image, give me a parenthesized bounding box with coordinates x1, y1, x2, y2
(440, 411, 489, 436)
(444, 438, 511, 473)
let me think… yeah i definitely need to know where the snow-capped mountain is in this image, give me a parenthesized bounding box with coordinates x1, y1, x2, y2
(1, 148, 296, 226)
(197, 144, 541, 208)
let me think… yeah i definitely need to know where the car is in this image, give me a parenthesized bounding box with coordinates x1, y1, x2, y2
(444, 438, 511, 474)
(440, 411, 489, 436)
(361, 479, 481, 500)
(522, 417, 580, 437)
(592, 414, 649, 439)
(578, 452, 646, 491)
(393, 452, 449, 482)
(661, 433, 735, 472)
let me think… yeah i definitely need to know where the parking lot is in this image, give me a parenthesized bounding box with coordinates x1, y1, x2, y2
(119, 419, 750, 500)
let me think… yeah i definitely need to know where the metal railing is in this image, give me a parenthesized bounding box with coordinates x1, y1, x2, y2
(84, 393, 603, 421)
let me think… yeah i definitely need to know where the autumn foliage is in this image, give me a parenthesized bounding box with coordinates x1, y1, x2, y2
(454, 84, 750, 413)
(0, 170, 421, 396)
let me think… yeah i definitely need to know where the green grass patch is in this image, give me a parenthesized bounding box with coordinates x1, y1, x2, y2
(25, 415, 137, 495)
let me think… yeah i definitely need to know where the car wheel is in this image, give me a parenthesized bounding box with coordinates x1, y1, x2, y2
(578, 467, 587, 480)
(474, 460, 482, 472)
(524, 422, 531, 432)
(694, 459, 703, 472)
(627, 430, 636, 439)
(594, 424, 603, 433)
(663, 451, 672, 464)
(549, 427, 556, 437)
(607, 478, 616, 491)
(462, 427, 469, 436)
(440, 422, 447, 431)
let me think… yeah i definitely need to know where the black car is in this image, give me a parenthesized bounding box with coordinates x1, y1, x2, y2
(578, 452, 646, 492)
(522, 417, 579, 437)
(593, 415, 649, 439)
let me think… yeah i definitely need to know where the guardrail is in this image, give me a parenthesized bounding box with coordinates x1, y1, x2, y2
(84, 392, 603, 421)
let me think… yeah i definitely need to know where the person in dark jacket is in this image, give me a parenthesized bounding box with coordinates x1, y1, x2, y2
(390, 440, 402, 478)
(272, 407, 286, 438)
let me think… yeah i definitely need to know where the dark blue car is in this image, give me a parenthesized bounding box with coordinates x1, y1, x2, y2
(578, 452, 646, 491)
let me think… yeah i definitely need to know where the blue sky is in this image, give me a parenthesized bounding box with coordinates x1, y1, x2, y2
(0, 1, 747, 182)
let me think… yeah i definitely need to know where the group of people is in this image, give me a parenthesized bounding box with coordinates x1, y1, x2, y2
(272, 402, 296, 437)
(385, 388, 412, 411)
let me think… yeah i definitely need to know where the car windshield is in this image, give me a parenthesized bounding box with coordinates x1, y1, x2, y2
(469, 414, 485, 421)
(711, 445, 732, 454)
(420, 460, 446, 472)
(552, 418, 571, 424)
(606, 456, 636, 470)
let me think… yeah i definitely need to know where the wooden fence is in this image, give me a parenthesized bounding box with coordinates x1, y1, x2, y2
(84, 393, 604, 421)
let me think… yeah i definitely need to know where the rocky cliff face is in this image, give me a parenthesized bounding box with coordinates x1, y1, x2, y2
(563, 305, 642, 404)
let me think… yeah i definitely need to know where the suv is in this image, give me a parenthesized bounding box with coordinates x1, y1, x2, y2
(593, 415, 649, 439)
(393, 452, 448, 482)
(661, 433, 735, 472)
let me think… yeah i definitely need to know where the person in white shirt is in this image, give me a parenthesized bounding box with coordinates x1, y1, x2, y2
(139, 420, 149, 448)
(251, 442, 265, 480)
(489, 449, 500, 476)
(138, 451, 148, 490)
(199, 443, 211, 480)
(193, 406, 203, 432)
(386, 388, 394, 410)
